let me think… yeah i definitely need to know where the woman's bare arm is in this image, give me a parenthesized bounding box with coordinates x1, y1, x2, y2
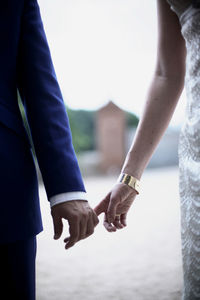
(95, 0, 186, 230)
(122, 0, 186, 179)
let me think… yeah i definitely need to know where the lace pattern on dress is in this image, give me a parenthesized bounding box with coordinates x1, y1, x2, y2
(175, 3, 200, 299)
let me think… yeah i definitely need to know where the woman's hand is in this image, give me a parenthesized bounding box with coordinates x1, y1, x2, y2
(94, 183, 137, 232)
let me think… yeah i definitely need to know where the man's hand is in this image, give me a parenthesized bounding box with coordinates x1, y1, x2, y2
(94, 183, 137, 232)
(51, 200, 99, 249)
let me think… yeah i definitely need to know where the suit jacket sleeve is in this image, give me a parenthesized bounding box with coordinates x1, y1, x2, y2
(17, 0, 86, 200)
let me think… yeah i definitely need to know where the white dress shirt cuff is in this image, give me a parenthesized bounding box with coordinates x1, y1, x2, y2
(50, 192, 88, 208)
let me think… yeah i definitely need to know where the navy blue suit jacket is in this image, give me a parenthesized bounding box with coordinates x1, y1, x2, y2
(0, 0, 85, 243)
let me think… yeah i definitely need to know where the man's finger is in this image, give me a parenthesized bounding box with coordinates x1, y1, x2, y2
(85, 214, 95, 237)
(65, 217, 80, 249)
(93, 211, 99, 226)
(52, 215, 63, 240)
(65, 241, 76, 250)
(79, 218, 88, 240)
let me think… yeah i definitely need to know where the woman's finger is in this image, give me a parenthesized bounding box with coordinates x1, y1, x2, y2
(94, 193, 111, 216)
(113, 215, 124, 229)
(120, 213, 127, 227)
(103, 213, 117, 232)
(107, 195, 118, 224)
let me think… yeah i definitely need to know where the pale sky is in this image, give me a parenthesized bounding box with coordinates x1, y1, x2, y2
(38, 0, 186, 127)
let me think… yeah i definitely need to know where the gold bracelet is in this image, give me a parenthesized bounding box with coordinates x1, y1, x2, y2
(117, 173, 140, 194)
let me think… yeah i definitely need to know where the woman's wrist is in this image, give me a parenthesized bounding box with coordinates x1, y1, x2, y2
(117, 173, 140, 194)
(121, 152, 144, 180)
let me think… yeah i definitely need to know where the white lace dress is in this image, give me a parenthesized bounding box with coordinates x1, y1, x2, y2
(166, 1, 200, 299)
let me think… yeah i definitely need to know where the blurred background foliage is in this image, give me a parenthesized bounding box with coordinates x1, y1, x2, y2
(66, 107, 96, 153)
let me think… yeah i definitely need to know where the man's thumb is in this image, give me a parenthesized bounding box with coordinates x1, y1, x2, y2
(52, 215, 63, 240)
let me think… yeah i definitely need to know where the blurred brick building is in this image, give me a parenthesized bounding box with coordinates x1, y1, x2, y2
(77, 101, 179, 176)
(97, 101, 126, 173)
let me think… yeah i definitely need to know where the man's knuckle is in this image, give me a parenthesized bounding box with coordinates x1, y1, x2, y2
(81, 212, 88, 219)
(71, 214, 79, 221)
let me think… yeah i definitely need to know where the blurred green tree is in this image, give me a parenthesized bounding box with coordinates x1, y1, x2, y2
(66, 107, 95, 153)
(126, 111, 139, 128)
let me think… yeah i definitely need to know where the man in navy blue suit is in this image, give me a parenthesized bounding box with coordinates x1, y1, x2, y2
(0, 0, 99, 299)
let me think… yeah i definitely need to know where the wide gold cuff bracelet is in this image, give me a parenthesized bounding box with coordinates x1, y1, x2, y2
(117, 173, 140, 194)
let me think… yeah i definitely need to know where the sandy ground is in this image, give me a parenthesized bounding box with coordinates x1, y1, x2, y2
(36, 167, 183, 300)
